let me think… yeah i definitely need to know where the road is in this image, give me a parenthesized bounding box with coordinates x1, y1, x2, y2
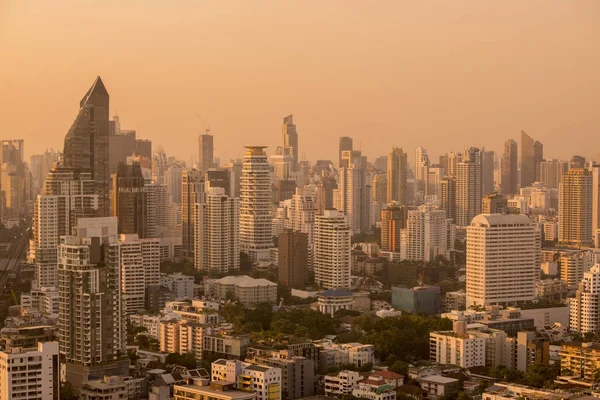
(0, 231, 29, 291)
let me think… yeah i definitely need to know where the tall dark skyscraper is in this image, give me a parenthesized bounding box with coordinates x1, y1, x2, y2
(339, 136, 353, 168)
(520, 130, 543, 188)
(112, 162, 147, 237)
(279, 229, 308, 289)
(282, 115, 299, 172)
(501, 139, 518, 195)
(198, 133, 214, 173)
(63, 76, 111, 216)
(482, 150, 495, 195)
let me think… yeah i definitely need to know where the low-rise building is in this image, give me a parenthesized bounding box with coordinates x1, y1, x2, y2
(80, 376, 128, 400)
(559, 342, 600, 379)
(211, 359, 282, 400)
(445, 290, 466, 311)
(368, 370, 404, 388)
(173, 381, 257, 400)
(352, 375, 397, 400)
(160, 273, 195, 300)
(203, 330, 251, 360)
(535, 279, 568, 301)
(207, 275, 278, 307)
(316, 289, 354, 317)
(131, 313, 163, 340)
(324, 370, 361, 396)
(483, 382, 585, 400)
(391, 285, 440, 314)
(417, 375, 459, 398)
(314, 339, 375, 373)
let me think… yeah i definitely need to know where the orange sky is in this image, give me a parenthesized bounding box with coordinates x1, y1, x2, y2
(1, 0, 599, 165)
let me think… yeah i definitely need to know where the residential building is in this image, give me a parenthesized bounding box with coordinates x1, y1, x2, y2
(406, 207, 453, 262)
(240, 146, 273, 261)
(387, 147, 408, 205)
(315, 340, 375, 373)
(418, 376, 459, 399)
(466, 214, 539, 308)
(324, 370, 361, 396)
(559, 168, 592, 246)
(456, 147, 482, 227)
(380, 205, 406, 253)
(112, 161, 147, 237)
(482, 193, 507, 214)
(79, 376, 127, 400)
(198, 134, 214, 173)
(501, 139, 518, 195)
(570, 264, 600, 334)
(182, 169, 204, 258)
(539, 159, 569, 189)
(314, 210, 351, 289)
(279, 229, 308, 289)
(211, 359, 282, 400)
(173, 382, 257, 400)
(339, 137, 353, 168)
(160, 273, 195, 300)
(559, 342, 600, 379)
(440, 176, 456, 223)
(339, 153, 370, 233)
(0, 341, 60, 400)
(352, 375, 397, 400)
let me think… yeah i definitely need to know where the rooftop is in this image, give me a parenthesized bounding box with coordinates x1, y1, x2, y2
(317, 289, 353, 298)
(471, 213, 531, 227)
(418, 375, 459, 384)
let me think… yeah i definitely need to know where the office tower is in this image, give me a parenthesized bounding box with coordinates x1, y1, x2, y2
(387, 147, 408, 205)
(314, 210, 351, 289)
(223, 160, 243, 198)
(182, 169, 204, 258)
(59, 217, 128, 389)
(456, 148, 482, 227)
(30, 149, 59, 194)
(62, 77, 110, 216)
(271, 153, 294, 180)
(279, 229, 308, 288)
(415, 147, 429, 194)
(194, 187, 240, 273)
(570, 264, 600, 334)
(482, 150, 495, 195)
(338, 137, 353, 168)
(571, 155, 586, 169)
(317, 176, 337, 215)
(593, 167, 600, 244)
(120, 234, 160, 315)
(206, 169, 231, 197)
(274, 180, 297, 203)
(371, 174, 387, 204)
(406, 207, 453, 262)
(466, 214, 538, 307)
(339, 154, 370, 233)
(108, 129, 136, 174)
(539, 159, 569, 189)
(112, 162, 147, 237)
(446, 152, 463, 177)
(0, 342, 60, 400)
(558, 168, 593, 246)
(440, 177, 457, 224)
(381, 205, 406, 253)
(282, 115, 299, 172)
(166, 163, 185, 204)
(198, 134, 214, 173)
(135, 138, 152, 161)
(31, 167, 98, 288)
(520, 131, 543, 188)
(426, 165, 444, 198)
(240, 146, 273, 261)
(501, 139, 518, 195)
(144, 181, 168, 238)
(482, 193, 507, 214)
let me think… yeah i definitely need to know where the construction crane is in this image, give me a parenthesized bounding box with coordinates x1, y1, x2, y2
(11, 289, 30, 319)
(196, 113, 211, 135)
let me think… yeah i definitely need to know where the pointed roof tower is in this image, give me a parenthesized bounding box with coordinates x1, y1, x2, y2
(80, 76, 109, 108)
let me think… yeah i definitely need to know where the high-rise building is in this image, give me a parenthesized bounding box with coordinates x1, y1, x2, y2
(31, 167, 98, 288)
(30, 149, 60, 194)
(456, 148, 482, 227)
(194, 187, 240, 273)
(501, 139, 518, 195)
(198, 134, 214, 173)
(570, 264, 600, 334)
(380, 205, 406, 253)
(482, 193, 507, 214)
(520, 131, 543, 189)
(144, 181, 168, 238)
(166, 163, 185, 204)
(371, 174, 387, 205)
(338, 137, 353, 168)
(119, 234, 160, 315)
(317, 176, 337, 215)
(314, 210, 351, 289)
(558, 168, 593, 246)
(440, 177, 457, 224)
(415, 147, 429, 194)
(387, 147, 408, 205)
(108, 129, 136, 174)
(112, 162, 147, 237)
(240, 147, 273, 261)
(593, 167, 600, 245)
(182, 169, 204, 258)
(62, 77, 111, 216)
(279, 229, 308, 289)
(0, 342, 60, 400)
(282, 115, 299, 172)
(339, 160, 370, 233)
(539, 159, 569, 189)
(482, 150, 495, 195)
(466, 214, 539, 307)
(206, 169, 232, 197)
(59, 217, 129, 389)
(406, 207, 453, 262)
(571, 155, 587, 169)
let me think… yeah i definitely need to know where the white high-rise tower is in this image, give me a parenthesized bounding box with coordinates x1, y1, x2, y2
(570, 264, 600, 334)
(314, 210, 351, 289)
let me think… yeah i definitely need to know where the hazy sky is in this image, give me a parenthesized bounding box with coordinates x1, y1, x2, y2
(1, 0, 599, 165)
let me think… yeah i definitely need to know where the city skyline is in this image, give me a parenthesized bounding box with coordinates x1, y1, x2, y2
(1, 1, 599, 163)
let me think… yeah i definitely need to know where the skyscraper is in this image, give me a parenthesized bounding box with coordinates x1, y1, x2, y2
(406, 207, 453, 263)
(440, 176, 457, 224)
(112, 162, 147, 237)
(198, 134, 214, 173)
(558, 168, 592, 246)
(314, 210, 351, 289)
(592, 166, 600, 245)
(570, 264, 600, 334)
(62, 77, 111, 216)
(240, 146, 273, 261)
(456, 148, 482, 227)
(182, 169, 204, 258)
(482, 150, 495, 195)
(539, 159, 569, 189)
(415, 147, 429, 194)
(466, 214, 538, 308)
(501, 139, 518, 195)
(279, 229, 308, 289)
(282, 115, 299, 172)
(338, 137, 353, 168)
(194, 187, 240, 273)
(520, 130, 543, 188)
(387, 147, 408, 205)
(380, 205, 406, 253)
(339, 160, 370, 233)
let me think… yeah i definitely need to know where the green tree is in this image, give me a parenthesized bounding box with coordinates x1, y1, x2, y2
(60, 381, 77, 400)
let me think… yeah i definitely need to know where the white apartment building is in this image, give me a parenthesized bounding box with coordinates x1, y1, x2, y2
(160, 272, 195, 300)
(466, 214, 539, 308)
(315, 339, 375, 370)
(406, 207, 453, 262)
(314, 210, 351, 289)
(339, 164, 370, 234)
(20, 286, 59, 315)
(208, 275, 277, 307)
(120, 234, 161, 315)
(211, 359, 282, 400)
(0, 342, 60, 400)
(240, 146, 273, 261)
(194, 187, 240, 273)
(130, 314, 163, 340)
(159, 319, 213, 359)
(324, 370, 361, 396)
(570, 264, 600, 334)
(352, 375, 397, 400)
(429, 325, 486, 368)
